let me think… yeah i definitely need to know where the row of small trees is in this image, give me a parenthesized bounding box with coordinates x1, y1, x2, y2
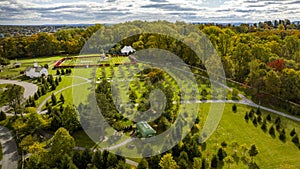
(137, 142, 259, 169)
(56, 69, 72, 75)
(244, 107, 300, 149)
(25, 75, 62, 108)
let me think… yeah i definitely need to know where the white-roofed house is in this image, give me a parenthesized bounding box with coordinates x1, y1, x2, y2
(25, 62, 48, 78)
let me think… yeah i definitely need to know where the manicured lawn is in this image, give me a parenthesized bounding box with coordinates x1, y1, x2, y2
(36, 75, 87, 109)
(0, 55, 63, 79)
(72, 130, 96, 148)
(202, 103, 300, 168)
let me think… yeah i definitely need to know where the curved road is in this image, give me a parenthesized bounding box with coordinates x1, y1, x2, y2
(0, 126, 19, 169)
(0, 79, 38, 99)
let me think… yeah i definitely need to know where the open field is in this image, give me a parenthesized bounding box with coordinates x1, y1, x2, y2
(202, 103, 300, 168)
(0, 55, 64, 79)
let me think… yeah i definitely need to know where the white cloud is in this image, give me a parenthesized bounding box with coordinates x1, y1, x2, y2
(0, 0, 299, 24)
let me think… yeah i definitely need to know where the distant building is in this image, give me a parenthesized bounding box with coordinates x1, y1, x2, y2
(25, 62, 48, 78)
(121, 46, 135, 55)
(13, 62, 21, 68)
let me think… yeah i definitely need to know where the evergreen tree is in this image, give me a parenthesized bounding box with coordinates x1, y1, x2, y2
(266, 114, 272, 122)
(256, 108, 261, 116)
(244, 112, 249, 122)
(257, 115, 262, 124)
(37, 88, 42, 96)
(92, 151, 103, 169)
(47, 105, 52, 115)
(292, 135, 299, 145)
(31, 100, 36, 107)
(221, 141, 227, 148)
(269, 126, 276, 137)
(275, 117, 281, 125)
(56, 69, 60, 75)
(73, 150, 83, 169)
(55, 78, 59, 86)
(276, 122, 281, 131)
(248, 145, 258, 159)
(61, 69, 65, 75)
(232, 104, 237, 113)
(60, 93, 65, 103)
(249, 109, 254, 119)
(59, 76, 62, 82)
(201, 158, 207, 169)
(81, 148, 92, 168)
(51, 93, 57, 105)
(290, 128, 296, 137)
(261, 119, 267, 132)
(217, 148, 227, 161)
(0, 111, 6, 121)
(279, 129, 286, 142)
(59, 105, 64, 113)
(51, 83, 56, 91)
(252, 117, 258, 127)
(211, 155, 218, 168)
(41, 86, 47, 95)
(34, 92, 39, 100)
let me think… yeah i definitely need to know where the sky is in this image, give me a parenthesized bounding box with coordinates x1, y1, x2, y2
(0, 0, 300, 25)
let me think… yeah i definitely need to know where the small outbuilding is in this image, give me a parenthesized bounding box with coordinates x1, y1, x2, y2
(136, 121, 156, 138)
(13, 62, 21, 68)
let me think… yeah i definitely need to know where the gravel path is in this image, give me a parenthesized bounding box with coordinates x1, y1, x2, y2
(0, 126, 19, 169)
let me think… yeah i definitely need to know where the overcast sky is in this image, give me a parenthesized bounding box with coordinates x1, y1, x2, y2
(0, 0, 300, 25)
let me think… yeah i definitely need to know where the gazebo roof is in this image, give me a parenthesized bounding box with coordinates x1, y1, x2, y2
(136, 121, 156, 137)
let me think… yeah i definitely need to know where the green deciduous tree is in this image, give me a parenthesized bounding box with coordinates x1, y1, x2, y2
(6, 84, 24, 116)
(137, 159, 149, 169)
(60, 105, 81, 134)
(159, 153, 179, 169)
(49, 127, 75, 159)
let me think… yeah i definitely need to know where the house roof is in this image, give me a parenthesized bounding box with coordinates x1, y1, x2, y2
(121, 46, 135, 54)
(136, 121, 156, 137)
(25, 66, 45, 72)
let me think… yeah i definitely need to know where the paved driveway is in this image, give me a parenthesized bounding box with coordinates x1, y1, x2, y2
(0, 79, 38, 99)
(0, 126, 19, 169)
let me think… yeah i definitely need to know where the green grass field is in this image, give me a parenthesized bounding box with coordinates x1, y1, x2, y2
(0, 84, 10, 107)
(0, 55, 63, 79)
(202, 103, 300, 168)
